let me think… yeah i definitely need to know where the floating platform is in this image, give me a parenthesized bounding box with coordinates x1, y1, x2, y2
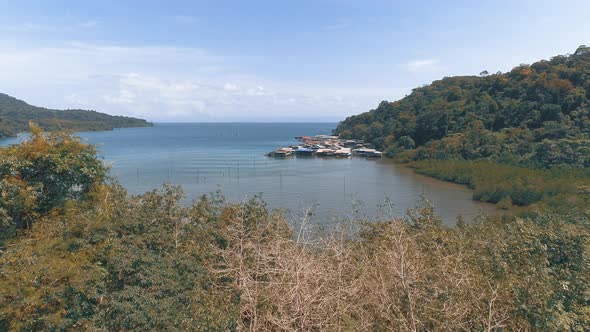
(267, 135, 380, 159)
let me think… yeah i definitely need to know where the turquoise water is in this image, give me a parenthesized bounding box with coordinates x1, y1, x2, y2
(0, 123, 497, 224)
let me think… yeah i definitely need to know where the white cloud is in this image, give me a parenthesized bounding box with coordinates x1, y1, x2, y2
(78, 20, 99, 28)
(323, 18, 353, 31)
(170, 15, 200, 24)
(0, 22, 55, 32)
(0, 42, 391, 122)
(0, 20, 100, 32)
(223, 83, 239, 91)
(103, 89, 137, 104)
(405, 59, 439, 72)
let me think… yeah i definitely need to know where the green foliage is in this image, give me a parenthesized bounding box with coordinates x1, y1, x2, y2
(335, 46, 590, 211)
(409, 160, 590, 210)
(0, 124, 107, 245)
(1, 130, 589, 331)
(0, 183, 240, 331)
(0, 92, 151, 138)
(458, 211, 590, 330)
(2, 180, 588, 330)
(497, 196, 513, 210)
(334, 46, 590, 169)
(93, 185, 239, 331)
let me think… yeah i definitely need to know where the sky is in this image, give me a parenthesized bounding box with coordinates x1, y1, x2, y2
(0, 0, 589, 122)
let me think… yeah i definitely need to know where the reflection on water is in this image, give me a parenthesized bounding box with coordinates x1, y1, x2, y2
(0, 123, 498, 225)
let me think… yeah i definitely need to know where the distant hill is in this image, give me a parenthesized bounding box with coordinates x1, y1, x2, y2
(0, 93, 152, 138)
(334, 46, 590, 168)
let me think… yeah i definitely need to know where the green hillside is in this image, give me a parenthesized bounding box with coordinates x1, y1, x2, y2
(334, 45, 590, 169)
(0, 93, 152, 138)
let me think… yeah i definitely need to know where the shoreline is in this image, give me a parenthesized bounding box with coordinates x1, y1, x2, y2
(0, 124, 154, 142)
(378, 158, 503, 217)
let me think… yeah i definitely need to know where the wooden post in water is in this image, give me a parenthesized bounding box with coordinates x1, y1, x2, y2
(170, 157, 174, 181)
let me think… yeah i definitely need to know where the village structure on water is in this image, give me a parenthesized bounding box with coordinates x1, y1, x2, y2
(267, 135, 382, 158)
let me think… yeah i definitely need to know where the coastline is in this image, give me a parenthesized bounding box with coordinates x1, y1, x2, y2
(378, 158, 502, 217)
(0, 123, 154, 141)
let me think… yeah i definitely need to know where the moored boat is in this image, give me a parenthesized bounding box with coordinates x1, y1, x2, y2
(365, 150, 382, 158)
(353, 148, 374, 156)
(316, 148, 335, 156)
(334, 148, 351, 157)
(269, 147, 294, 157)
(294, 147, 314, 155)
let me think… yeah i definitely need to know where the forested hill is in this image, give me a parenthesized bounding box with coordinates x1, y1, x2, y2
(334, 45, 590, 168)
(0, 93, 152, 138)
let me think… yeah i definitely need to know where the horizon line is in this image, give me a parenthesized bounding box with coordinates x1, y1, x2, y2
(150, 121, 339, 124)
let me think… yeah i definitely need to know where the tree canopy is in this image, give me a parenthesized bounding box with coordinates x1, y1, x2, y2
(0, 123, 106, 244)
(334, 46, 590, 169)
(0, 129, 589, 331)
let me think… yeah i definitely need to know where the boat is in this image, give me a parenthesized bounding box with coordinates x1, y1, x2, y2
(270, 147, 293, 157)
(353, 148, 375, 156)
(316, 148, 335, 156)
(365, 150, 383, 158)
(334, 148, 351, 157)
(294, 147, 314, 155)
(352, 148, 382, 157)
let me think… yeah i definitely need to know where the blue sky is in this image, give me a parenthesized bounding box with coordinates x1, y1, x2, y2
(0, 0, 589, 122)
